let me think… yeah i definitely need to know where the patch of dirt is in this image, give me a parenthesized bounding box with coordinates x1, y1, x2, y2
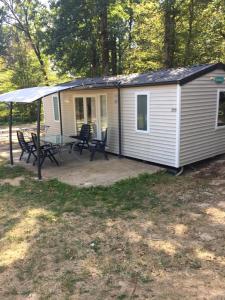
(192, 156, 225, 179)
(0, 176, 25, 186)
(2, 156, 225, 298)
(199, 233, 215, 242)
(209, 179, 225, 186)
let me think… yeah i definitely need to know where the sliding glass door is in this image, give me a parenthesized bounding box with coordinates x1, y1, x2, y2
(100, 95, 107, 139)
(75, 95, 107, 139)
(86, 97, 97, 138)
(75, 97, 84, 133)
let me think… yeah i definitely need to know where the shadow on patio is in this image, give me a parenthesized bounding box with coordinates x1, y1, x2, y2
(2, 143, 163, 186)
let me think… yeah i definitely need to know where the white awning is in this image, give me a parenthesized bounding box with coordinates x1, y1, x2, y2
(0, 75, 119, 104)
(0, 86, 71, 103)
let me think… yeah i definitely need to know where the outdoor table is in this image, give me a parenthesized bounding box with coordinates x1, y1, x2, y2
(20, 125, 50, 142)
(41, 134, 77, 161)
(21, 125, 50, 134)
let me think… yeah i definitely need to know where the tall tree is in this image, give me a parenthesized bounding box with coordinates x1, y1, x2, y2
(47, 0, 134, 77)
(108, 0, 135, 75)
(161, 0, 179, 68)
(0, 0, 49, 82)
(99, 0, 110, 75)
(1, 0, 224, 86)
(0, 28, 47, 121)
(0, 7, 6, 55)
(176, 0, 224, 66)
(124, 1, 163, 72)
(183, 0, 195, 65)
(47, 0, 99, 77)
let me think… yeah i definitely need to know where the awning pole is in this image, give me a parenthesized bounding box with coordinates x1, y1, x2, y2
(58, 91, 63, 135)
(9, 102, 14, 165)
(37, 98, 42, 180)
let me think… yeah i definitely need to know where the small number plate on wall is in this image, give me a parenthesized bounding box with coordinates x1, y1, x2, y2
(214, 76, 225, 84)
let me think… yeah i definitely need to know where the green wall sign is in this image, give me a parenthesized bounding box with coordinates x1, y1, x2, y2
(214, 76, 225, 84)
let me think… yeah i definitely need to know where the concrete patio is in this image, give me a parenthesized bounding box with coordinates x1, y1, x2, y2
(0, 142, 163, 187)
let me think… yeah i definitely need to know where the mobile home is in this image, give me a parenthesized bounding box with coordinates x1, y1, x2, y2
(42, 63, 225, 168)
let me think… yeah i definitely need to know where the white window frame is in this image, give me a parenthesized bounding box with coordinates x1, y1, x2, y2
(52, 94, 60, 122)
(73, 93, 108, 139)
(98, 94, 108, 139)
(215, 89, 225, 130)
(135, 92, 150, 133)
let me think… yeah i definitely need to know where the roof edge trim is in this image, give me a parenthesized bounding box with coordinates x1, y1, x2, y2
(120, 80, 178, 88)
(179, 62, 225, 86)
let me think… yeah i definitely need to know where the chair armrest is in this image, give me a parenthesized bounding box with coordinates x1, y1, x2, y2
(41, 143, 52, 148)
(40, 144, 53, 151)
(92, 139, 102, 143)
(42, 145, 59, 153)
(70, 135, 80, 139)
(91, 139, 104, 146)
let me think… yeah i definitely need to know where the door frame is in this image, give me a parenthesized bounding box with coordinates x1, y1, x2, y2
(73, 93, 108, 139)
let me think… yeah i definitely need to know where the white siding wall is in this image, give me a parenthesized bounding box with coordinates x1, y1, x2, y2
(43, 94, 60, 135)
(121, 85, 177, 167)
(43, 89, 119, 153)
(43, 85, 178, 167)
(180, 69, 225, 166)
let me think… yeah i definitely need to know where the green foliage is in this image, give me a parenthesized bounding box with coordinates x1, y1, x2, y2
(0, 58, 14, 124)
(46, 0, 137, 76)
(174, 0, 225, 66)
(124, 1, 164, 72)
(0, 164, 170, 218)
(125, 0, 225, 72)
(47, 0, 100, 76)
(0, 58, 14, 93)
(46, 0, 225, 76)
(8, 33, 44, 88)
(0, 0, 224, 123)
(0, 1, 70, 124)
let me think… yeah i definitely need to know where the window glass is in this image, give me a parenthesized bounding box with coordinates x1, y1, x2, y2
(53, 96, 59, 121)
(75, 97, 84, 132)
(137, 94, 148, 131)
(86, 97, 97, 138)
(100, 95, 107, 138)
(217, 91, 225, 127)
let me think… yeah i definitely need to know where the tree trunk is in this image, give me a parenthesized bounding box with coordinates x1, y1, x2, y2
(2, 0, 49, 83)
(90, 39, 98, 77)
(26, 30, 48, 83)
(163, 0, 177, 68)
(36, 52, 48, 83)
(111, 36, 117, 75)
(118, 38, 123, 74)
(184, 0, 194, 65)
(128, 0, 133, 48)
(100, 3, 109, 76)
(126, 0, 134, 71)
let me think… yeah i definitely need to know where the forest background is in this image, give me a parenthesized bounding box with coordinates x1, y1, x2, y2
(0, 0, 224, 123)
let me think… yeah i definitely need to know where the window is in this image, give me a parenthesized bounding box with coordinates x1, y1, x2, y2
(75, 97, 84, 133)
(86, 97, 97, 138)
(217, 91, 225, 127)
(53, 95, 60, 121)
(100, 95, 108, 138)
(136, 93, 149, 132)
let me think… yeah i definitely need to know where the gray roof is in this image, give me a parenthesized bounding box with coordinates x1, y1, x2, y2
(60, 62, 225, 89)
(0, 62, 224, 103)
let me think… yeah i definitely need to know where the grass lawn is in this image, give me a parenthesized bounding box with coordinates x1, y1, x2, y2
(0, 161, 225, 299)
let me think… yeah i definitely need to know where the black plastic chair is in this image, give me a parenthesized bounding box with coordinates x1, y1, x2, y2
(31, 133, 59, 167)
(70, 124, 91, 154)
(89, 129, 108, 161)
(17, 130, 37, 163)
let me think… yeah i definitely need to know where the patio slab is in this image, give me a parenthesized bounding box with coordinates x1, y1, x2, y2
(1, 144, 164, 186)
